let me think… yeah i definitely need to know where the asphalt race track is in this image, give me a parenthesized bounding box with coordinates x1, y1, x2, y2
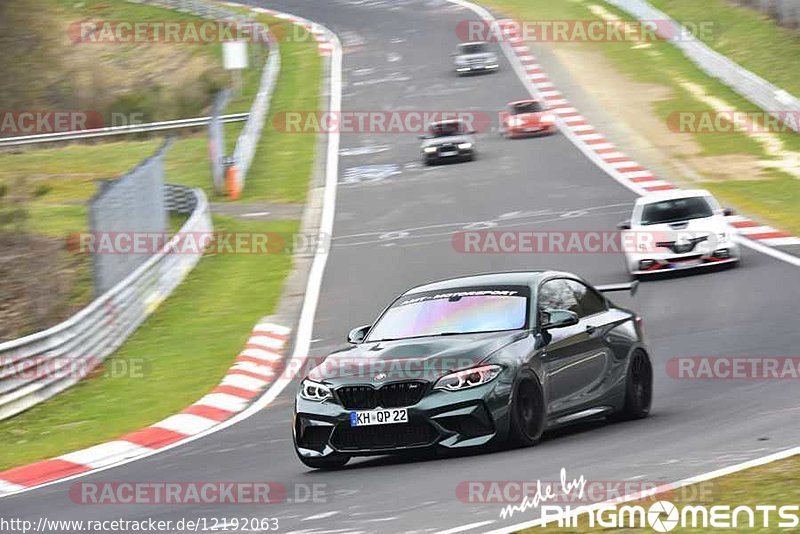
(3, 0, 800, 532)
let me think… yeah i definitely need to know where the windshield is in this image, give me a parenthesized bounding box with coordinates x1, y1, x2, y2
(429, 121, 465, 137)
(511, 101, 544, 114)
(459, 43, 487, 54)
(366, 286, 529, 342)
(639, 197, 714, 225)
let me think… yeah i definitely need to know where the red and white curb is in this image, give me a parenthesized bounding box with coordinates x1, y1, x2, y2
(498, 20, 800, 249)
(0, 322, 290, 495)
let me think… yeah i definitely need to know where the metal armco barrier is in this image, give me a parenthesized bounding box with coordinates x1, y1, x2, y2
(231, 35, 281, 194)
(605, 0, 800, 133)
(0, 185, 212, 421)
(0, 114, 249, 148)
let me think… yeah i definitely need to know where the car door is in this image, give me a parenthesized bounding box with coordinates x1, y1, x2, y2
(563, 279, 617, 411)
(538, 279, 601, 416)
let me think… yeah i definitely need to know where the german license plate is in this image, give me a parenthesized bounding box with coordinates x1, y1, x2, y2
(441, 151, 458, 157)
(350, 408, 408, 427)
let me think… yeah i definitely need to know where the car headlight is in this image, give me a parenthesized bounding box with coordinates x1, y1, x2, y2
(424, 146, 437, 153)
(434, 365, 503, 391)
(508, 117, 524, 127)
(458, 142, 473, 150)
(300, 379, 332, 402)
(540, 114, 556, 124)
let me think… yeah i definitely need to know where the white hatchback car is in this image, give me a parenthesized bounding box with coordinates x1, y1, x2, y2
(619, 190, 740, 278)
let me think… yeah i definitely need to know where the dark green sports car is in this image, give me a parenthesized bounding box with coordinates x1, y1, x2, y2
(293, 271, 652, 469)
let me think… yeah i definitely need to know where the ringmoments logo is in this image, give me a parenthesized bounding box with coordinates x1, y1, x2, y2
(542, 501, 800, 531)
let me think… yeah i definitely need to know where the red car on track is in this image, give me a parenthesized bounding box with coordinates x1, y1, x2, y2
(499, 100, 557, 138)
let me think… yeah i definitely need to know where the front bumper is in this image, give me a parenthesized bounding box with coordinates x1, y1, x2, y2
(455, 64, 499, 75)
(293, 379, 511, 459)
(506, 124, 556, 137)
(626, 241, 740, 275)
(424, 148, 474, 163)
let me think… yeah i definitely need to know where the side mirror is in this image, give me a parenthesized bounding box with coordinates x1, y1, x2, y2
(723, 207, 735, 216)
(617, 220, 631, 230)
(347, 325, 371, 344)
(541, 309, 579, 330)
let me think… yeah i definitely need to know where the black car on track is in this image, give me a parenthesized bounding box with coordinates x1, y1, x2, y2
(420, 119, 477, 165)
(293, 271, 653, 469)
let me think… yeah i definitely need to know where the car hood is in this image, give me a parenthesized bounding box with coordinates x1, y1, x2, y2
(307, 330, 525, 385)
(633, 215, 730, 235)
(508, 112, 546, 124)
(421, 134, 473, 147)
(455, 52, 497, 63)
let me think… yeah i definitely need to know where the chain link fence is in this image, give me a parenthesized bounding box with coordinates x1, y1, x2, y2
(89, 140, 171, 295)
(606, 0, 800, 133)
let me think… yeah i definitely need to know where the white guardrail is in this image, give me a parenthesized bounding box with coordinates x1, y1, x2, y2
(0, 113, 249, 148)
(605, 0, 800, 133)
(0, 0, 282, 420)
(0, 186, 212, 420)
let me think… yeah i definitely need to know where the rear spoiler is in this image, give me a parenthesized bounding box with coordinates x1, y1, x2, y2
(596, 281, 639, 297)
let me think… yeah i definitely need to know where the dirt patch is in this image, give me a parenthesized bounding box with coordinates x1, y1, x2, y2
(0, 232, 85, 343)
(548, 43, 773, 182)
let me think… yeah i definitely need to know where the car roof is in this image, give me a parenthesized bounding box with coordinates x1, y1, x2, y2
(634, 189, 712, 205)
(508, 99, 539, 106)
(403, 271, 573, 294)
(429, 119, 465, 126)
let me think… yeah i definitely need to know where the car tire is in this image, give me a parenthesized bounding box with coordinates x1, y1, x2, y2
(508, 372, 545, 447)
(617, 350, 652, 420)
(296, 452, 351, 470)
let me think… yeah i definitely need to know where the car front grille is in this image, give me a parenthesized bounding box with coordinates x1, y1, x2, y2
(336, 381, 427, 409)
(437, 143, 457, 154)
(330, 418, 437, 450)
(656, 236, 708, 254)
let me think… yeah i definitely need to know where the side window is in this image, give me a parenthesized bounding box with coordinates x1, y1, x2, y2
(538, 279, 579, 314)
(566, 280, 607, 317)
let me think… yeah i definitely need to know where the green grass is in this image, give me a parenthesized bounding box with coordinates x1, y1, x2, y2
(240, 14, 323, 203)
(650, 0, 800, 98)
(525, 454, 800, 533)
(702, 173, 800, 236)
(0, 216, 298, 470)
(481, 0, 800, 234)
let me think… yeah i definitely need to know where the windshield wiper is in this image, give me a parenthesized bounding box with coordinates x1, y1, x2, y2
(431, 331, 467, 336)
